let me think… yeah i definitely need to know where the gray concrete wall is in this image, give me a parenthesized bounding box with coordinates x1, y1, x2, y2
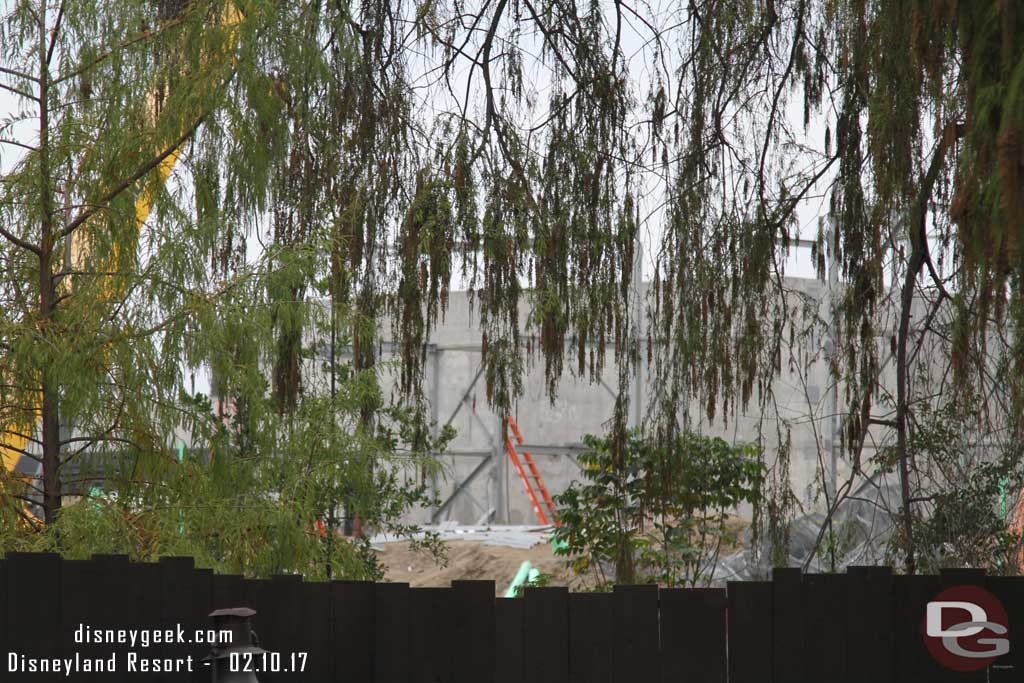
(315, 274, 904, 526)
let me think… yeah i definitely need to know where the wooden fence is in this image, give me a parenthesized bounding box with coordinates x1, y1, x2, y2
(0, 553, 1021, 681)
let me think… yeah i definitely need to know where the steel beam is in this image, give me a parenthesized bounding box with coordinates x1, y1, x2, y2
(430, 453, 492, 523)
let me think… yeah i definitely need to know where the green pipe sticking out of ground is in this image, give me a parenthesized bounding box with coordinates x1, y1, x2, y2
(504, 561, 533, 598)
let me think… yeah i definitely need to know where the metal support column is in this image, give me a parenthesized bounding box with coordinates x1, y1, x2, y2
(493, 413, 506, 523)
(632, 235, 643, 430)
(429, 343, 440, 519)
(823, 214, 840, 505)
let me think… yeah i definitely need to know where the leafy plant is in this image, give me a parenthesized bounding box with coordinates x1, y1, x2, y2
(511, 569, 552, 598)
(552, 429, 764, 588)
(884, 402, 1024, 575)
(0, 375, 452, 580)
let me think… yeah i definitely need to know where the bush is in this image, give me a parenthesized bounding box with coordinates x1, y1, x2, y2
(552, 429, 764, 588)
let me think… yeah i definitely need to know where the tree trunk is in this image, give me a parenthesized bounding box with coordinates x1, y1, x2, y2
(894, 239, 922, 575)
(37, 0, 61, 524)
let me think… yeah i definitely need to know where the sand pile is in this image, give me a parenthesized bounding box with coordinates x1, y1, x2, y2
(374, 537, 581, 594)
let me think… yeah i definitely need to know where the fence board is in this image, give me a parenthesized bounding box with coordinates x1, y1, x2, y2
(410, 587, 454, 683)
(374, 582, 410, 683)
(614, 585, 659, 683)
(987, 574, 1024, 682)
(301, 579, 333, 681)
(803, 573, 847, 683)
(937, 568, 988, 683)
(191, 567, 214, 683)
(6, 553, 62, 682)
(93, 555, 132, 683)
(893, 573, 942, 683)
(260, 575, 303, 683)
(524, 587, 569, 683)
(659, 587, 726, 683)
(772, 568, 803, 683)
(453, 580, 496, 683)
(211, 573, 246, 610)
(158, 557, 211, 683)
(0, 559, 6, 673)
(127, 559, 163, 677)
(845, 566, 893, 683)
(495, 598, 524, 683)
(245, 578, 276, 680)
(568, 592, 613, 683)
(331, 581, 375, 683)
(728, 581, 773, 683)
(60, 559, 100, 683)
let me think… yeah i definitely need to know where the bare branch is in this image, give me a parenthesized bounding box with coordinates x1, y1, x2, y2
(0, 226, 42, 255)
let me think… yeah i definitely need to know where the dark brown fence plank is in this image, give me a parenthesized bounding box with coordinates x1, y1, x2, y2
(127, 560, 163, 677)
(568, 592, 613, 683)
(301, 579, 333, 681)
(331, 581, 375, 683)
(937, 568, 988, 683)
(374, 582, 410, 683)
(159, 557, 211, 683)
(728, 580, 773, 683)
(262, 574, 304, 683)
(845, 566, 893, 683)
(495, 598, 524, 683)
(245, 578, 278, 681)
(410, 587, 455, 683)
(190, 567, 214, 683)
(659, 588, 726, 683)
(211, 573, 246, 610)
(453, 580, 495, 683)
(93, 555, 132, 683)
(613, 584, 659, 683)
(772, 568, 803, 683)
(0, 558, 6, 672)
(803, 573, 847, 683)
(7, 553, 62, 682)
(60, 559, 100, 683)
(893, 574, 943, 683)
(986, 574, 1023, 682)
(524, 587, 569, 683)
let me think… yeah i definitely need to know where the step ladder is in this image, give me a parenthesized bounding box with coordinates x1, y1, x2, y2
(504, 416, 559, 526)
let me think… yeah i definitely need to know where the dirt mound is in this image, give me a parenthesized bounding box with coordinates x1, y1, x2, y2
(374, 539, 581, 595)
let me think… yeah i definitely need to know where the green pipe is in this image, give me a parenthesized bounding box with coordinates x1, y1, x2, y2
(504, 561, 534, 598)
(1000, 477, 1009, 518)
(177, 442, 185, 533)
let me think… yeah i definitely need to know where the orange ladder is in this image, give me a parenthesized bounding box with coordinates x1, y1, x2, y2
(504, 416, 559, 526)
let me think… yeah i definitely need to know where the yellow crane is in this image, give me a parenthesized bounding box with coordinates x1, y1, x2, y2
(1, 1, 245, 524)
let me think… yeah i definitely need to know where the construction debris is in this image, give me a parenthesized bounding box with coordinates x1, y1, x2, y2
(709, 474, 900, 583)
(370, 523, 554, 549)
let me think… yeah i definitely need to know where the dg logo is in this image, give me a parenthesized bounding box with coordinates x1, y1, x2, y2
(924, 585, 1010, 672)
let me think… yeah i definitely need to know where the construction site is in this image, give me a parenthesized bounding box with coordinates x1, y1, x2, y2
(3, 0, 1023, 631)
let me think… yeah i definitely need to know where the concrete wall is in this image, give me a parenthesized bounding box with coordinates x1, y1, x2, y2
(318, 274, 905, 526)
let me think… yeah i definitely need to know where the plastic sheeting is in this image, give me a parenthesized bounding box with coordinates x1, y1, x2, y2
(708, 472, 902, 584)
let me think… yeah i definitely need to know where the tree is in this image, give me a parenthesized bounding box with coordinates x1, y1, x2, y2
(6, 0, 1022, 576)
(552, 429, 764, 587)
(0, 0, 447, 578)
(2, 0, 261, 524)
(325, 0, 1023, 575)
